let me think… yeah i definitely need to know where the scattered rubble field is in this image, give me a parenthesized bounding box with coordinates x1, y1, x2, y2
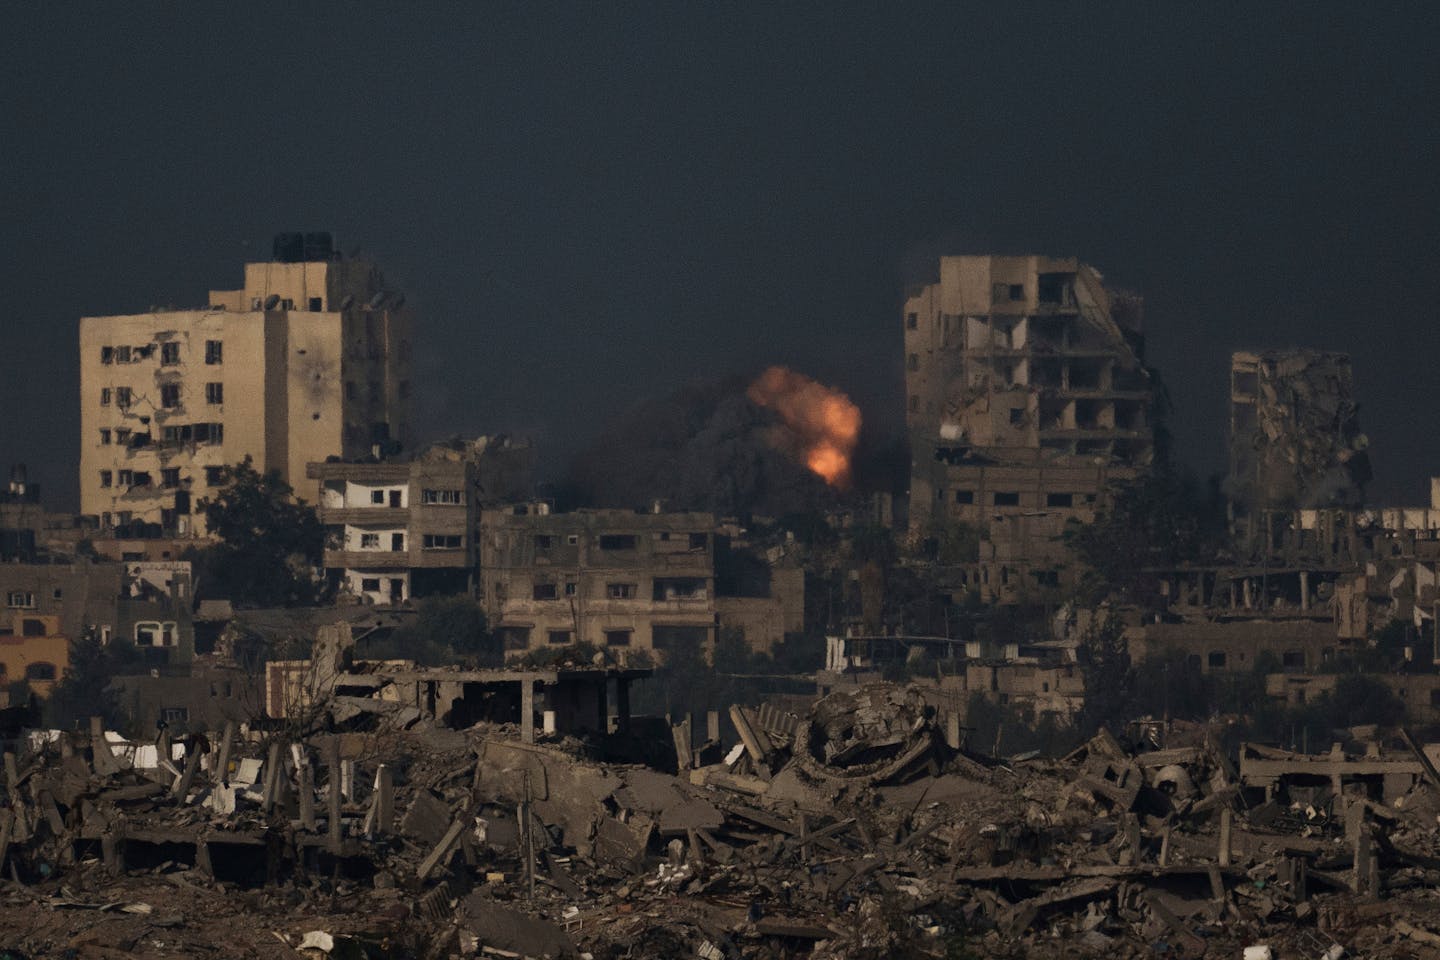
(6, 687, 1440, 958)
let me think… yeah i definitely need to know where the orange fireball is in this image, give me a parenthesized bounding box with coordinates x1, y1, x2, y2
(747, 366, 862, 488)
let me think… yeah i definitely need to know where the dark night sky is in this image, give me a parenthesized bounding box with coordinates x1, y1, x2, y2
(4, 4, 1438, 508)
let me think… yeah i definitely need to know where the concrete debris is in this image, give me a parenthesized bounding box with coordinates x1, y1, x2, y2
(3, 691, 1440, 957)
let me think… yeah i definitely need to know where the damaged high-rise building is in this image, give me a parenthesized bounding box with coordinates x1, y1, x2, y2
(904, 256, 1153, 598)
(1228, 349, 1370, 550)
(79, 233, 412, 538)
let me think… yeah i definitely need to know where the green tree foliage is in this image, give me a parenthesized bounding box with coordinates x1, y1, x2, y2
(918, 517, 981, 566)
(190, 458, 325, 607)
(1131, 650, 1213, 721)
(1328, 674, 1405, 727)
(357, 596, 498, 667)
(1066, 468, 1227, 605)
(1076, 612, 1133, 735)
(45, 629, 143, 732)
(849, 522, 897, 567)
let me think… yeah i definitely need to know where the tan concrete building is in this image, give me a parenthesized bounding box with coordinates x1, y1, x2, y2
(306, 439, 525, 605)
(477, 507, 804, 661)
(479, 508, 720, 660)
(79, 233, 411, 537)
(1125, 617, 1341, 676)
(0, 613, 69, 696)
(903, 256, 1153, 597)
(1267, 671, 1440, 725)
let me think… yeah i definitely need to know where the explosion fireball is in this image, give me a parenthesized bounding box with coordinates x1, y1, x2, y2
(746, 366, 862, 487)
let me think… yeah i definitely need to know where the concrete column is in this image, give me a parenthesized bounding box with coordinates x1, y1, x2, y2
(375, 765, 394, 836)
(596, 680, 608, 733)
(1242, 578, 1254, 610)
(299, 764, 315, 830)
(101, 833, 124, 877)
(1300, 570, 1310, 611)
(170, 745, 203, 801)
(1219, 808, 1233, 866)
(261, 743, 281, 813)
(1353, 819, 1378, 897)
(521, 679, 535, 745)
(88, 717, 106, 771)
(706, 710, 720, 743)
(327, 739, 342, 853)
(214, 722, 235, 786)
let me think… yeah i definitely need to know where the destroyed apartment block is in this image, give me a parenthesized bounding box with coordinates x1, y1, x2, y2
(904, 255, 1154, 601)
(263, 621, 651, 745)
(8, 682, 1440, 956)
(821, 628, 1086, 724)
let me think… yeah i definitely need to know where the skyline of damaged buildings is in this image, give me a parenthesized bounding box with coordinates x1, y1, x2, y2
(2, 237, 1438, 738)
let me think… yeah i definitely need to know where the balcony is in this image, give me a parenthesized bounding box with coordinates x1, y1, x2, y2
(319, 506, 412, 525)
(323, 550, 410, 570)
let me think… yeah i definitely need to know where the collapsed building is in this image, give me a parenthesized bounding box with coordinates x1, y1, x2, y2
(6, 681, 1440, 957)
(904, 255, 1153, 602)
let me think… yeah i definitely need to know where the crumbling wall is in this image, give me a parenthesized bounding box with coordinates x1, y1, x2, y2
(1229, 350, 1370, 517)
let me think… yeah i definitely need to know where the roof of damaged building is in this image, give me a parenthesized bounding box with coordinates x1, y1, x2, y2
(306, 435, 533, 477)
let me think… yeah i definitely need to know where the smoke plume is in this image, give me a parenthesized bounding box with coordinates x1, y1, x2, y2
(746, 366, 862, 488)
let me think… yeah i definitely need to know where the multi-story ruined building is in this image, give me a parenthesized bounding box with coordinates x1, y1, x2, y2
(478, 508, 804, 659)
(1228, 349, 1370, 553)
(306, 437, 534, 605)
(904, 256, 1153, 598)
(79, 233, 411, 538)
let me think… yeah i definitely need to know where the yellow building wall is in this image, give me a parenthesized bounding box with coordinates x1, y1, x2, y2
(83, 257, 411, 533)
(0, 614, 69, 697)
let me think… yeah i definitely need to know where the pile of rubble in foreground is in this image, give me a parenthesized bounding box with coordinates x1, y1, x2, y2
(5, 685, 1440, 958)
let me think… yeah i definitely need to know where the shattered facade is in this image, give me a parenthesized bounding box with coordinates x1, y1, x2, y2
(79, 233, 412, 538)
(1229, 349, 1371, 552)
(904, 256, 1153, 598)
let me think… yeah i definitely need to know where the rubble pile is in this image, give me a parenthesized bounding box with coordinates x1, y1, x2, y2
(4, 690, 1440, 957)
